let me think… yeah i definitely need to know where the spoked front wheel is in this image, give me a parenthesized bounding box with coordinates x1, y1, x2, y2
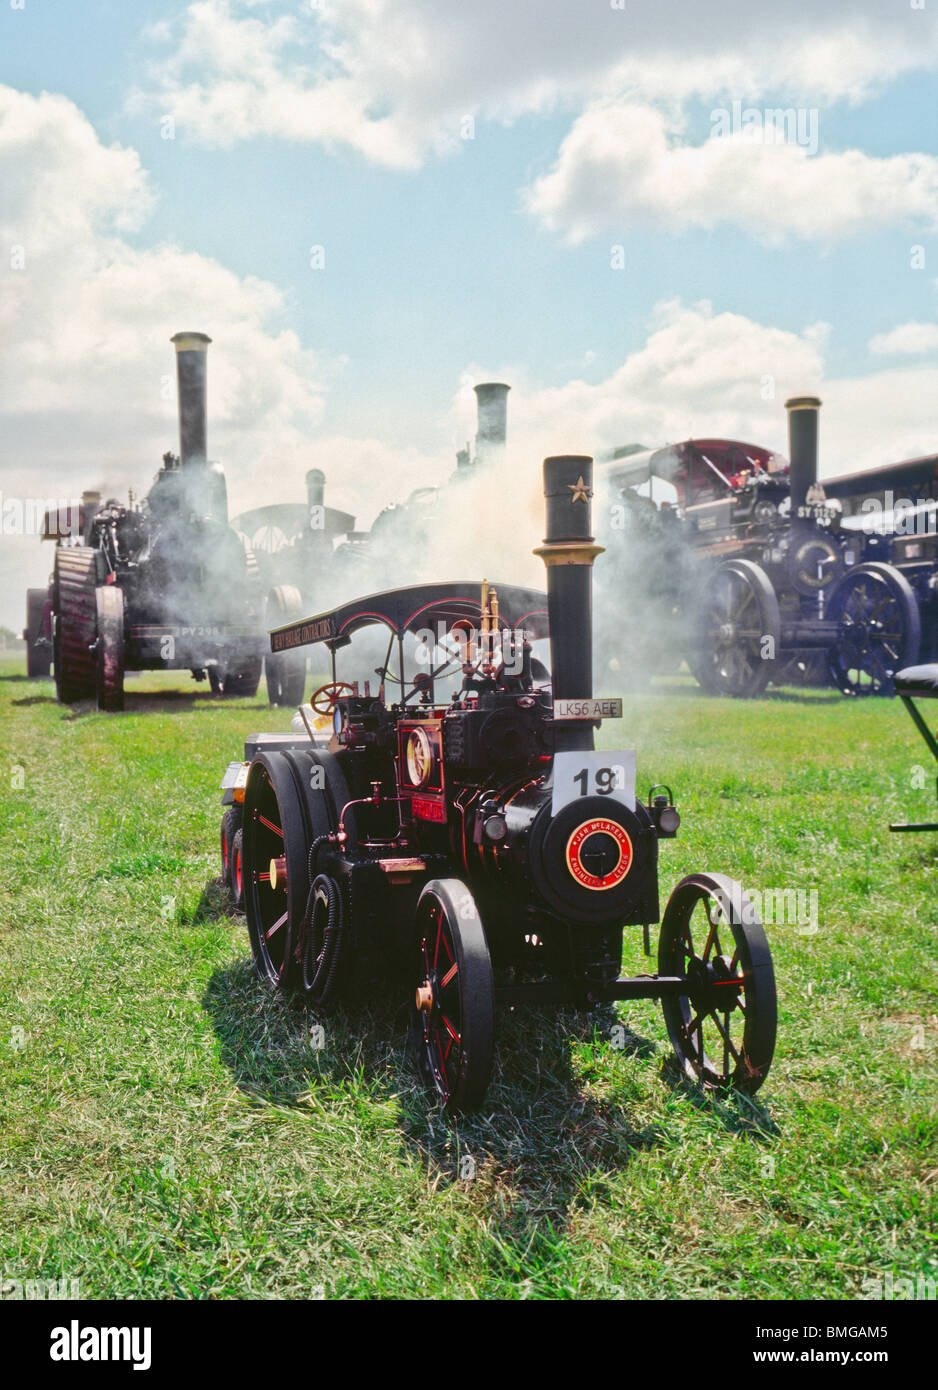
(410, 879, 495, 1114)
(242, 752, 310, 990)
(658, 872, 776, 1095)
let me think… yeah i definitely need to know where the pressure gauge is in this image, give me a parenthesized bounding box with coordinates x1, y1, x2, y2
(405, 727, 433, 788)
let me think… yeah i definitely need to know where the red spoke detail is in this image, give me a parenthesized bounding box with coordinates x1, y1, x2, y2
(439, 930, 453, 966)
(440, 1014, 461, 1045)
(440, 962, 458, 989)
(257, 814, 283, 837)
(266, 910, 288, 941)
(433, 906, 443, 969)
(257, 872, 270, 882)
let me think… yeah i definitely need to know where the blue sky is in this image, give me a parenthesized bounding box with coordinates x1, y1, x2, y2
(1, 1, 937, 625)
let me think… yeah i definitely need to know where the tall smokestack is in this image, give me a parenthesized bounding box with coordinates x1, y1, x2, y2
(534, 456, 604, 753)
(171, 332, 212, 469)
(785, 395, 821, 518)
(474, 382, 510, 465)
(306, 468, 325, 511)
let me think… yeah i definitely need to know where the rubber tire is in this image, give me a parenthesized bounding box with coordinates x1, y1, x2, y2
(94, 585, 125, 712)
(658, 872, 776, 1096)
(410, 879, 496, 1114)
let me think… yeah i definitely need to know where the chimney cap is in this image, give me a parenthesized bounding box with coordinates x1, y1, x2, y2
(784, 395, 822, 411)
(171, 332, 212, 351)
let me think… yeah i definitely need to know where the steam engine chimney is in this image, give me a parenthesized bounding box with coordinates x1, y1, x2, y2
(534, 456, 604, 753)
(306, 468, 325, 511)
(785, 395, 821, 519)
(171, 332, 212, 469)
(474, 383, 510, 465)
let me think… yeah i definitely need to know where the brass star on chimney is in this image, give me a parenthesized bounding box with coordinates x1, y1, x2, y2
(568, 475, 592, 503)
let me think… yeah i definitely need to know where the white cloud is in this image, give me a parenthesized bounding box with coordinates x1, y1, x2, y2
(869, 321, 938, 356)
(0, 85, 342, 627)
(525, 102, 938, 245)
(474, 300, 936, 485)
(139, 0, 938, 167)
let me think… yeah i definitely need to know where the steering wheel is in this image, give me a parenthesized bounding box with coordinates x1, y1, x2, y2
(310, 681, 355, 716)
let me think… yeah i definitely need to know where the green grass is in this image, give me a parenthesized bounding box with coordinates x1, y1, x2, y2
(0, 656, 935, 1299)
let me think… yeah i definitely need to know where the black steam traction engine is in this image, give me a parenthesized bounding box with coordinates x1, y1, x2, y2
(598, 397, 922, 697)
(218, 456, 777, 1112)
(224, 382, 513, 706)
(27, 333, 265, 711)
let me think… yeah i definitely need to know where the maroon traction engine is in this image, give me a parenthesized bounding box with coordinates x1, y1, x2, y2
(218, 456, 778, 1112)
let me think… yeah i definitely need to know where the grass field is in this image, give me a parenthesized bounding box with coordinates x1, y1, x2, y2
(0, 654, 935, 1300)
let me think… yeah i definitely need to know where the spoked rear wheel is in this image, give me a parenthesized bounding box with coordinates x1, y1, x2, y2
(658, 872, 776, 1096)
(690, 560, 780, 698)
(410, 879, 495, 1114)
(242, 752, 310, 990)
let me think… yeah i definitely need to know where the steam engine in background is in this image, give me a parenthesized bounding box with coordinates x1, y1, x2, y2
(27, 333, 265, 711)
(227, 382, 512, 706)
(597, 398, 925, 697)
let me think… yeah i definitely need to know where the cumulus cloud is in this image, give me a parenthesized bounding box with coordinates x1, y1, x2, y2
(525, 102, 938, 245)
(0, 84, 344, 627)
(458, 300, 938, 537)
(139, 0, 938, 166)
(869, 321, 938, 356)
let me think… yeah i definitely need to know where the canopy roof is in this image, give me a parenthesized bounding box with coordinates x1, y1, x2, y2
(231, 501, 355, 541)
(598, 439, 786, 491)
(269, 580, 549, 654)
(822, 453, 938, 502)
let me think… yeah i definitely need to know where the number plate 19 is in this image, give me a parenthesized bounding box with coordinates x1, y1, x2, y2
(552, 749, 636, 816)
